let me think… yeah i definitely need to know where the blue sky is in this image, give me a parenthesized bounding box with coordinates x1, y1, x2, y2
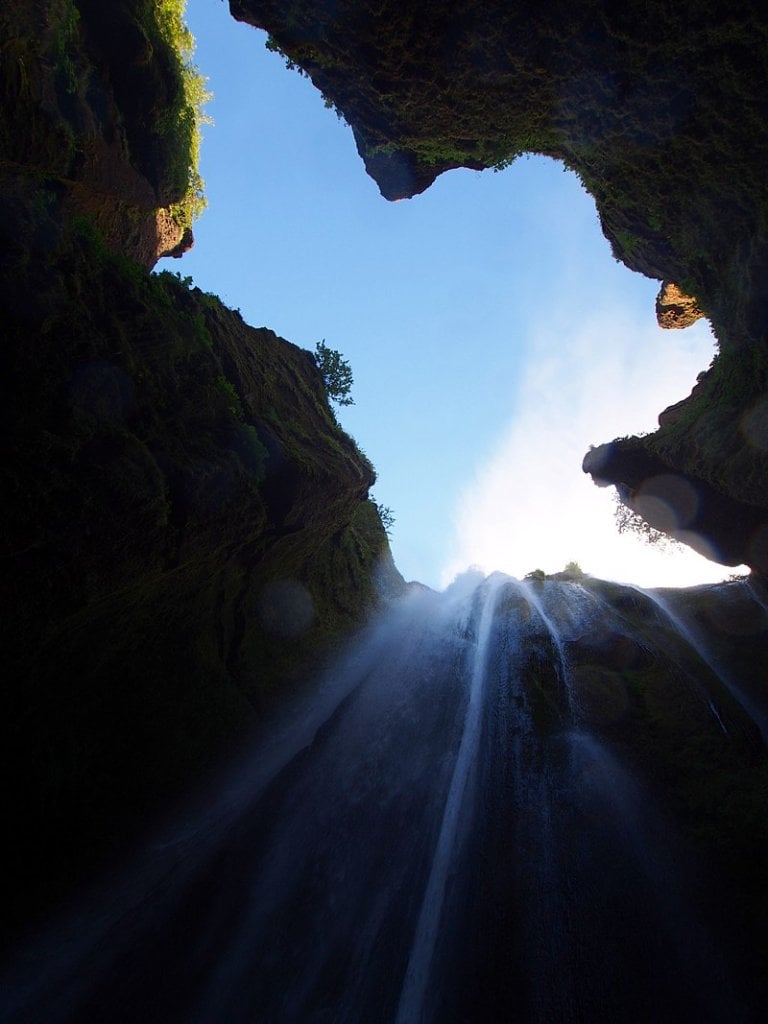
(173, 0, 735, 589)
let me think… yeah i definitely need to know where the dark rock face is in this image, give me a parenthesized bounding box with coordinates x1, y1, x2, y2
(0, 1, 401, 944)
(231, 0, 768, 340)
(0, 230, 401, 943)
(583, 443, 768, 570)
(232, 0, 768, 571)
(0, 0, 195, 265)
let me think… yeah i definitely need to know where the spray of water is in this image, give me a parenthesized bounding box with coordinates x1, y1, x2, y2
(2, 572, 765, 1023)
(395, 574, 504, 1023)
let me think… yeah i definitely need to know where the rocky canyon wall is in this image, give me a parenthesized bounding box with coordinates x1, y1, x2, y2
(0, 0, 400, 944)
(5, 0, 768, 951)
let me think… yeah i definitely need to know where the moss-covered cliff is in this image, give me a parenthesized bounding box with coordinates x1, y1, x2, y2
(0, 0, 206, 264)
(231, 0, 768, 572)
(0, 1, 400, 943)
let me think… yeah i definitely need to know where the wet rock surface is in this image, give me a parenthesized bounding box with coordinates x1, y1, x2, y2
(3, 576, 767, 1023)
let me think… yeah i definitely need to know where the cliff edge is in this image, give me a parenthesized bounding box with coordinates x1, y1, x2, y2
(231, 0, 768, 572)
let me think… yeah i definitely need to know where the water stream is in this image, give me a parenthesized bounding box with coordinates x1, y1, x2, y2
(2, 572, 766, 1023)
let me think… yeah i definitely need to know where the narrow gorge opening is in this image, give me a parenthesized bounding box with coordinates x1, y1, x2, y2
(178, 0, 733, 590)
(3, 2, 768, 1023)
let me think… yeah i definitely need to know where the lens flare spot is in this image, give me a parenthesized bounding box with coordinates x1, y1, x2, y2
(741, 396, 768, 450)
(258, 579, 315, 638)
(633, 474, 699, 533)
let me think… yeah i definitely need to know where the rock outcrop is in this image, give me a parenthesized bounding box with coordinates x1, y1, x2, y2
(0, 0, 199, 265)
(656, 281, 704, 330)
(0, 1, 401, 945)
(231, 0, 768, 571)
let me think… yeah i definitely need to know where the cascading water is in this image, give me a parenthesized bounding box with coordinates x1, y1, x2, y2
(395, 574, 505, 1024)
(2, 572, 767, 1023)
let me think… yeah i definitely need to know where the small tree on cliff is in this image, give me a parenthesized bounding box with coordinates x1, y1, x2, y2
(563, 561, 585, 577)
(371, 495, 395, 536)
(314, 340, 354, 406)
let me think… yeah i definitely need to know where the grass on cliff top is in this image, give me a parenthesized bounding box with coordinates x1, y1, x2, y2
(152, 0, 211, 226)
(0, 0, 210, 228)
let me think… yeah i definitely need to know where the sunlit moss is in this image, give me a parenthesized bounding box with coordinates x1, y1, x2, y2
(153, 0, 212, 227)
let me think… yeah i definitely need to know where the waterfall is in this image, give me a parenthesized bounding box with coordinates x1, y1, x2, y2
(395, 574, 504, 1024)
(2, 573, 766, 1023)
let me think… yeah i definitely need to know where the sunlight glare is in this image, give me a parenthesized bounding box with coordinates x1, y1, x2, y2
(442, 311, 745, 589)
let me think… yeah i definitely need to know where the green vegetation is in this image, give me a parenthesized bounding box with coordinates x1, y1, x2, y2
(646, 345, 768, 507)
(314, 339, 355, 406)
(371, 496, 395, 536)
(265, 34, 348, 122)
(153, 0, 212, 227)
(523, 563, 585, 581)
(0, 0, 211, 261)
(265, 34, 308, 75)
